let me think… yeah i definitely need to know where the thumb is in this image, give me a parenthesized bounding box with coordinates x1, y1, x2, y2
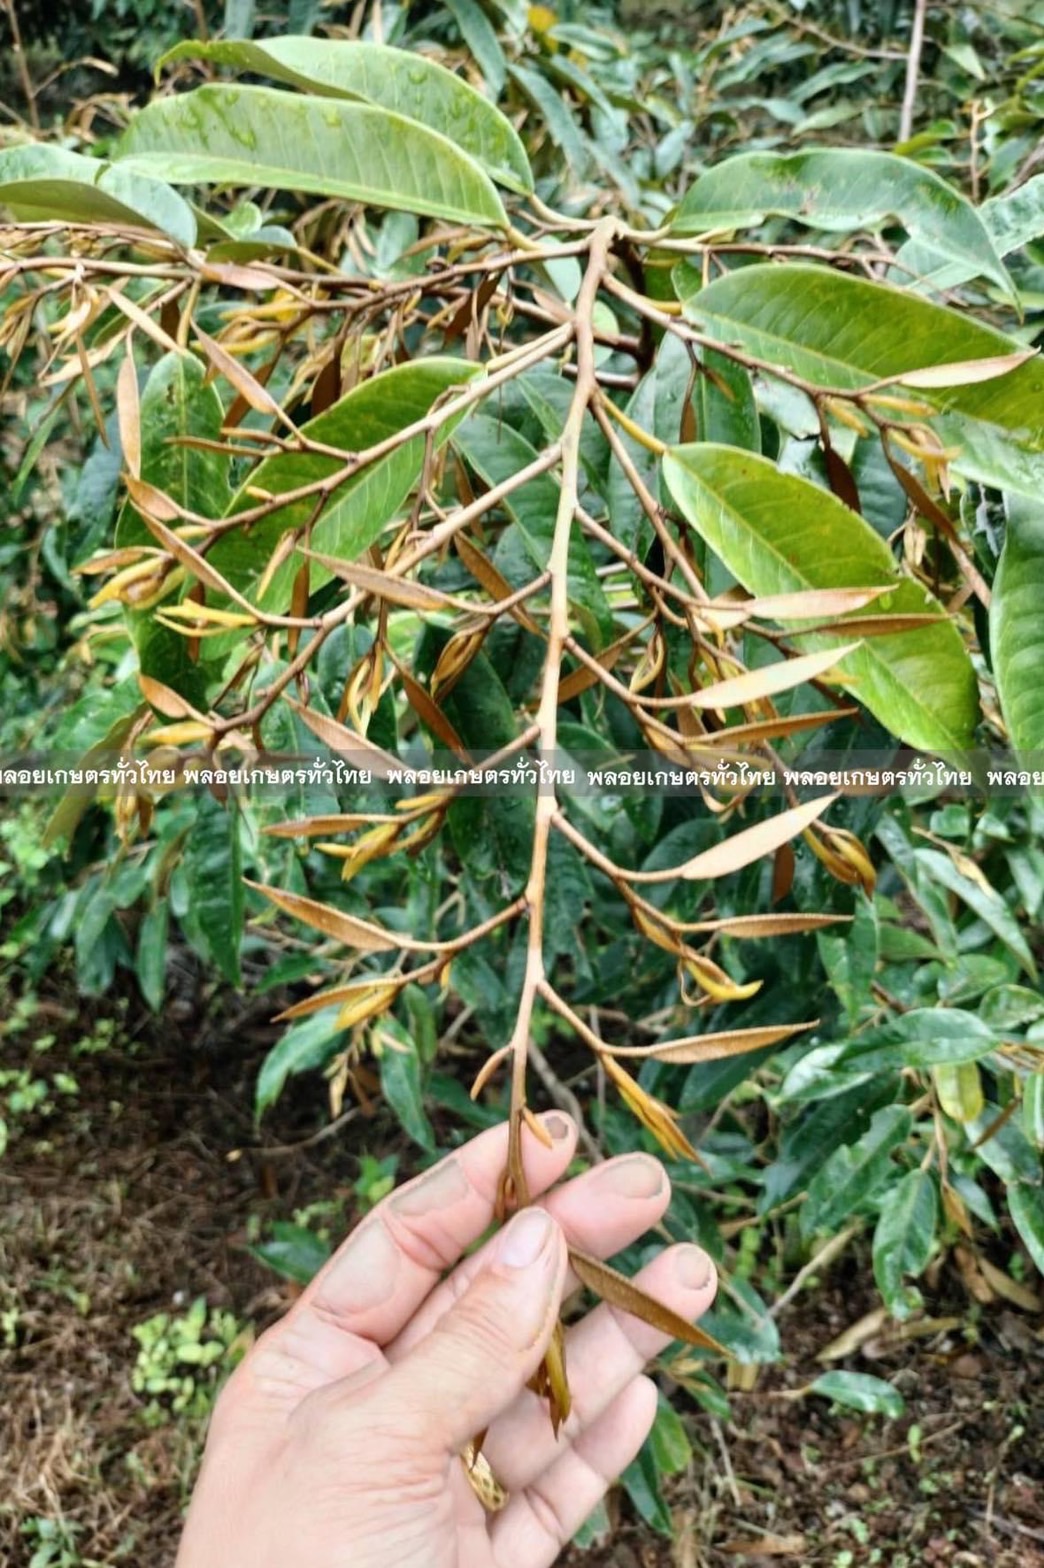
(378, 1206, 566, 1453)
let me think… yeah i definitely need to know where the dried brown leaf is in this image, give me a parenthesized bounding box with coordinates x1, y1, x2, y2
(602, 1019, 817, 1064)
(245, 879, 407, 952)
(679, 796, 836, 881)
(569, 1247, 726, 1355)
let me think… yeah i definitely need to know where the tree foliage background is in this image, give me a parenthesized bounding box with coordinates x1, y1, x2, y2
(3, 0, 1044, 1555)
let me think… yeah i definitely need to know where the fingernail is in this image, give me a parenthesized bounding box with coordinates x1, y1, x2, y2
(390, 1158, 468, 1218)
(542, 1113, 572, 1143)
(498, 1208, 554, 1269)
(674, 1245, 713, 1290)
(322, 1221, 399, 1310)
(595, 1154, 665, 1200)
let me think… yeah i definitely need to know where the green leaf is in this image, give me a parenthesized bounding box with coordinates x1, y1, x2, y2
(662, 445, 979, 755)
(991, 499, 1044, 763)
(157, 38, 530, 193)
(180, 793, 243, 986)
(455, 413, 614, 648)
(697, 348, 760, 451)
(116, 349, 230, 707)
(674, 264, 1044, 460)
(836, 1009, 1002, 1073)
(649, 1395, 692, 1474)
(0, 143, 196, 247)
(672, 150, 1011, 298)
(136, 899, 169, 1012)
(619, 1444, 674, 1537)
(210, 358, 481, 617)
(116, 85, 508, 229)
(248, 1222, 331, 1284)
(608, 332, 693, 557)
(873, 1168, 937, 1317)
(802, 1105, 912, 1235)
(445, 0, 508, 98)
(380, 1034, 436, 1152)
(817, 894, 877, 1027)
(507, 63, 589, 173)
(913, 848, 1036, 978)
(255, 1007, 345, 1116)
(810, 1371, 906, 1418)
(1009, 1183, 1044, 1276)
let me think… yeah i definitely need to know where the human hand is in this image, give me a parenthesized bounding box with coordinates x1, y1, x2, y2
(175, 1113, 717, 1568)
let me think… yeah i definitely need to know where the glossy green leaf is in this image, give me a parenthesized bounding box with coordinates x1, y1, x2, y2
(697, 348, 760, 451)
(967, 1104, 1042, 1185)
(0, 143, 196, 247)
(454, 414, 614, 647)
(157, 38, 530, 192)
(116, 85, 508, 229)
(619, 1444, 673, 1537)
(211, 358, 481, 616)
(1024, 1074, 1044, 1149)
(802, 1105, 912, 1235)
(380, 1033, 436, 1152)
(649, 1395, 693, 1474)
(180, 793, 243, 986)
(662, 445, 979, 754)
(116, 350, 230, 707)
(507, 63, 589, 172)
(991, 499, 1044, 763)
(136, 899, 169, 1013)
(913, 848, 1036, 977)
(255, 1007, 346, 1116)
(249, 1221, 331, 1284)
(1007, 1184, 1044, 1276)
(810, 1371, 905, 1418)
(836, 1009, 1002, 1074)
(873, 1168, 937, 1317)
(895, 172, 1044, 293)
(445, 0, 508, 97)
(672, 150, 1011, 297)
(675, 264, 1044, 458)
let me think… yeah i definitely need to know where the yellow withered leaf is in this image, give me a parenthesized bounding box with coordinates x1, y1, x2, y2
(335, 981, 401, 1032)
(681, 951, 762, 1003)
(568, 1247, 726, 1356)
(88, 557, 179, 609)
(141, 719, 214, 748)
(338, 821, 403, 882)
(601, 1054, 703, 1164)
(245, 880, 406, 952)
(526, 1319, 571, 1437)
(276, 978, 402, 1023)
(678, 795, 836, 881)
(431, 624, 489, 703)
(632, 903, 684, 956)
(933, 1062, 984, 1124)
(158, 602, 258, 628)
(804, 825, 876, 895)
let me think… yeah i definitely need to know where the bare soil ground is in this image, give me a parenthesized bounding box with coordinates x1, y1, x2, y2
(2, 979, 1043, 1568)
